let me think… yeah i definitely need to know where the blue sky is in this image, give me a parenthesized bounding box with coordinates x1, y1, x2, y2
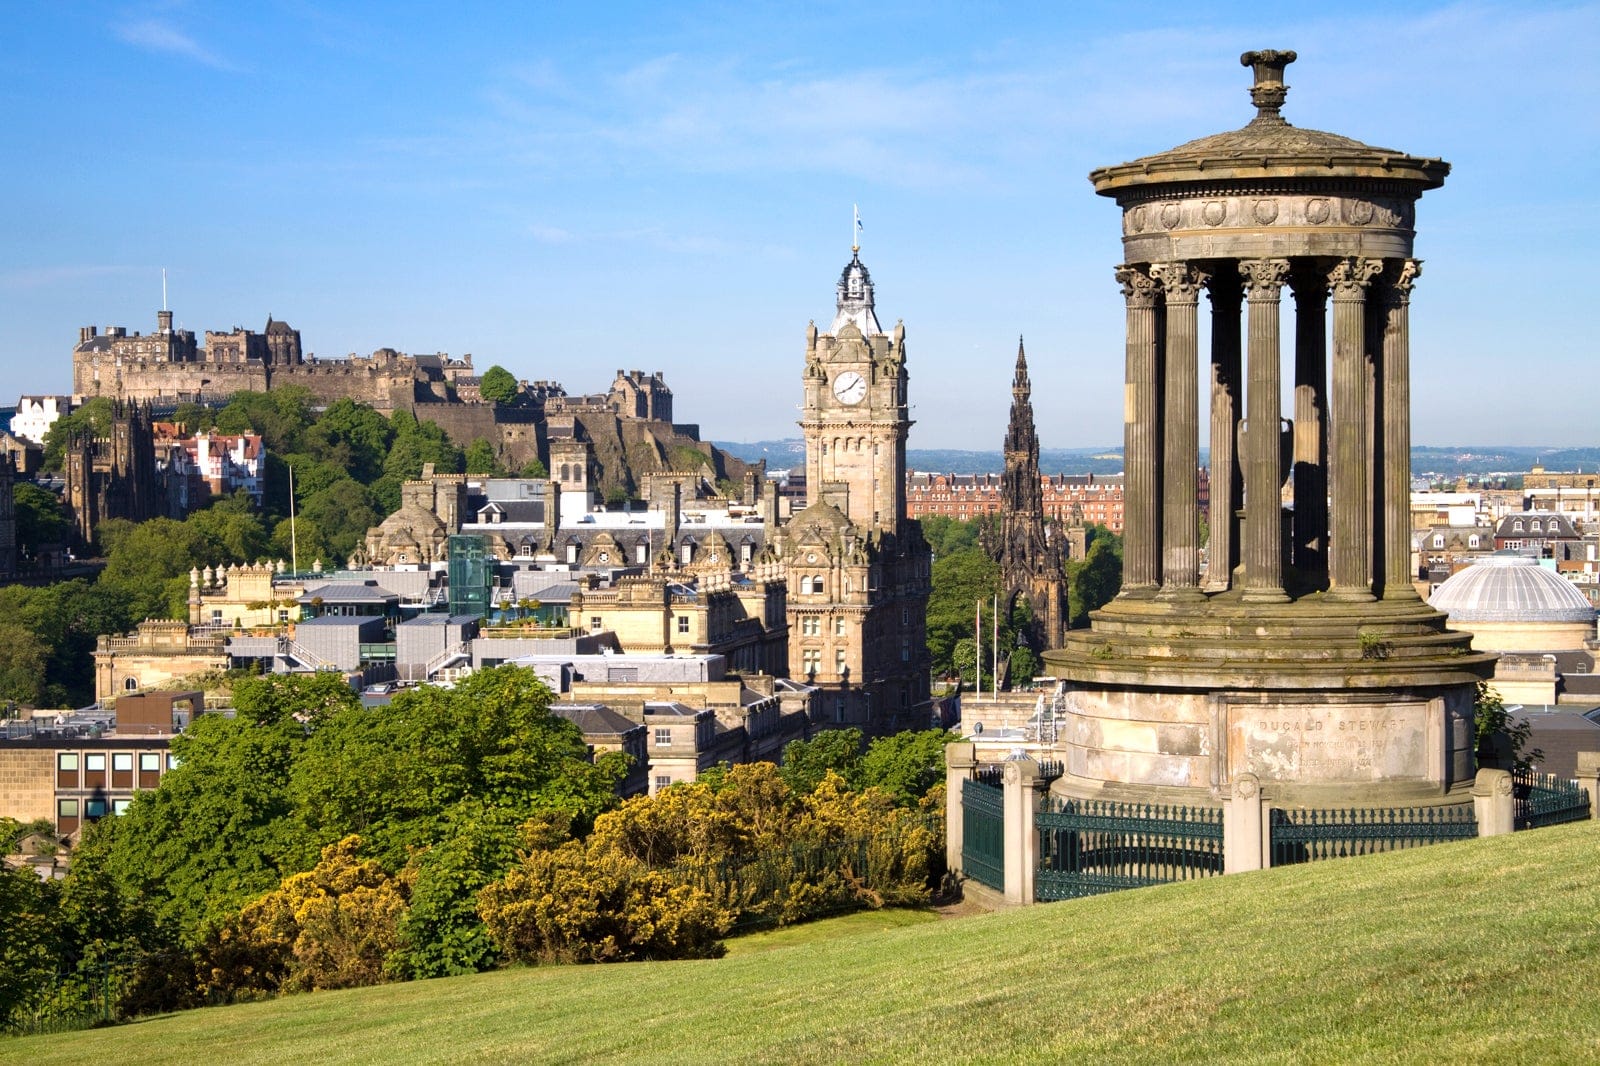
(2, 2, 1596, 451)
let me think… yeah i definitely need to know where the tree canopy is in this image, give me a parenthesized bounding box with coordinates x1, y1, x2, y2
(478, 366, 519, 404)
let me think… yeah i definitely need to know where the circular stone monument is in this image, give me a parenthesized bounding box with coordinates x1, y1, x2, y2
(1044, 50, 1495, 806)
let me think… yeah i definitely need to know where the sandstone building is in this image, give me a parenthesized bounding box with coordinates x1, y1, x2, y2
(767, 251, 933, 733)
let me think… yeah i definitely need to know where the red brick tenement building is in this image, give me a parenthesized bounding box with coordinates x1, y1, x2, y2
(906, 469, 1210, 534)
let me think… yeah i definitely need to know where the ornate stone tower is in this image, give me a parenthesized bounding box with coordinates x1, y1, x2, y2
(799, 252, 908, 534)
(1045, 50, 1495, 807)
(774, 247, 932, 734)
(984, 339, 1066, 652)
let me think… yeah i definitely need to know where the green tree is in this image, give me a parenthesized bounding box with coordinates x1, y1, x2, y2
(478, 365, 519, 404)
(302, 399, 393, 485)
(925, 549, 1002, 677)
(0, 623, 49, 705)
(1473, 681, 1542, 773)
(858, 730, 955, 807)
(464, 438, 504, 476)
(12, 483, 70, 557)
(41, 397, 112, 473)
(213, 389, 315, 455)
(98, 517, 213, 618)
(0, 864, 62, 1031)
(779, 729, 864, 794)
(519, 456, 548, 479)
(1066, 528, 1123, 627)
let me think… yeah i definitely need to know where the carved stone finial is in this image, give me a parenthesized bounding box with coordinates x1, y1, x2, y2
(1240, 49, 1297, 122)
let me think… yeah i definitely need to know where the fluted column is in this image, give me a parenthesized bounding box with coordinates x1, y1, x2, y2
(1239, 259, 1291, 603)
(1327, 257, 1383, 601)
(1152, 261, 1208, 599)
(1380, 259, 1422, 599)
(1116, 265, 1161, 595)
(1205, 270, 1242, 592)
(1290, 264, 1328, 585)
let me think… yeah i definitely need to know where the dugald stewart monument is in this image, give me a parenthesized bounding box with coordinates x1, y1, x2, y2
(1044, 50, 1497, 807)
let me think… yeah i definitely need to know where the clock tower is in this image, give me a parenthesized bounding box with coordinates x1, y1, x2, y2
(774, 247, 932, 735)
(800, 252, 909, 535)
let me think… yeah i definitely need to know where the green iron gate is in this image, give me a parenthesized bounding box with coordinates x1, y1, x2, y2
(1035, 797, 1223, 900)
(961, 777, 1005, 891)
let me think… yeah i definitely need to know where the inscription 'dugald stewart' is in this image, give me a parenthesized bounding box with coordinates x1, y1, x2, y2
(1233, 703, 1428, 782)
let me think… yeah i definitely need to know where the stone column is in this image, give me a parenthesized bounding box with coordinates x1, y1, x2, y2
(1116, 265, 1161, 595)
(1379, 260, 1422, 600)
(944, 742, 977, 876)
(1327, 257, 1382, 601)
(1290, 265, 1329, 583)
(1001, 755, 1040, 905)
(1152, 262, 1208, 599)
(1223, 773, 1265, 874)
(1205, 270, 1242, 592)
(1239, 258, 1291, 603)
(1472, 768, 1515, 836)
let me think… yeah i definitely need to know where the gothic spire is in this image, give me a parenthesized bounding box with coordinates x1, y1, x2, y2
(1012, 336, 1031, 400)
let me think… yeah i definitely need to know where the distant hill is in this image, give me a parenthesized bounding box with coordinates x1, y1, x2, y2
(718, 439, 1600, 480)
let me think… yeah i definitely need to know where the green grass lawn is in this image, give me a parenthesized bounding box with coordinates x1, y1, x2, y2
(14, 821, 1600, 1064)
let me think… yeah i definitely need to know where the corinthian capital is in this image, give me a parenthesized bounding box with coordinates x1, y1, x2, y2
(1115, 264, 1158, 309)
(1327, 256, 1383, 299)
(1376, 258, 1423, 308)
(1238, 258, 1291, 297)
(1150, 261, 1210, 302)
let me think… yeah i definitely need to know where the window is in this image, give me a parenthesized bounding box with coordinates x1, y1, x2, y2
(801, 617, 820, 636)
(1532, 520, 1543, 533)
(1514, 520, 1524, 532)
(1469, 535, 1481, 549)
(567, 541, 579, 564)
(902, 637, 912, 662)
(58, 799, 79, 819)
(802, 649, 821, 676)
(85, 753, 106, 772)
(655, 775, 673, 793)
(636, 542, 649, 565)
(654, 728, 672, 747)
(139, 753, 161, 772)
(677, 615, 690, 634)
(113, 753, 133, 772)
(681, 542, 694, 566)
(835, 617, 847, 637)
(836, 649, 848, 674)
(598, 550, 610, 564)
(57, 753, 78, 772)
(123, 676, 139, 692)
(590, 616, 603, 632)
(113, 799, 132, 815)
(1432, 535, 1444, 548)
(85, 799, 108, 819)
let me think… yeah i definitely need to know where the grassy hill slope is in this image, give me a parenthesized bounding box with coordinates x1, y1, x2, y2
(16, 821, 1600, 1064)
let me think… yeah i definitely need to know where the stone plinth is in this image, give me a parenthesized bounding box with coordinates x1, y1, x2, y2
(1044, 593, 1491, 806)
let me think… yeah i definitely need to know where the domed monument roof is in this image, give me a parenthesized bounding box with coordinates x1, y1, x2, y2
(1090, 50, 1449, 198)
(1429, 553, 1597, 624)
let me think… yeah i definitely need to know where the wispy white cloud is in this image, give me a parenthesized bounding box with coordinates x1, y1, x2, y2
(115, 19, 239, 71)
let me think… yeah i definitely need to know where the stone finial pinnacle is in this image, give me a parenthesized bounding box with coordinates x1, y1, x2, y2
(1240, 49, 1296, 123)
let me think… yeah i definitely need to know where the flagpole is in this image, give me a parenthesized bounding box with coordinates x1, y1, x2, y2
(993, 593, 999, 701)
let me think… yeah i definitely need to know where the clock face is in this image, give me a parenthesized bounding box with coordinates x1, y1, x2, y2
(833, 370, 867, 405)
